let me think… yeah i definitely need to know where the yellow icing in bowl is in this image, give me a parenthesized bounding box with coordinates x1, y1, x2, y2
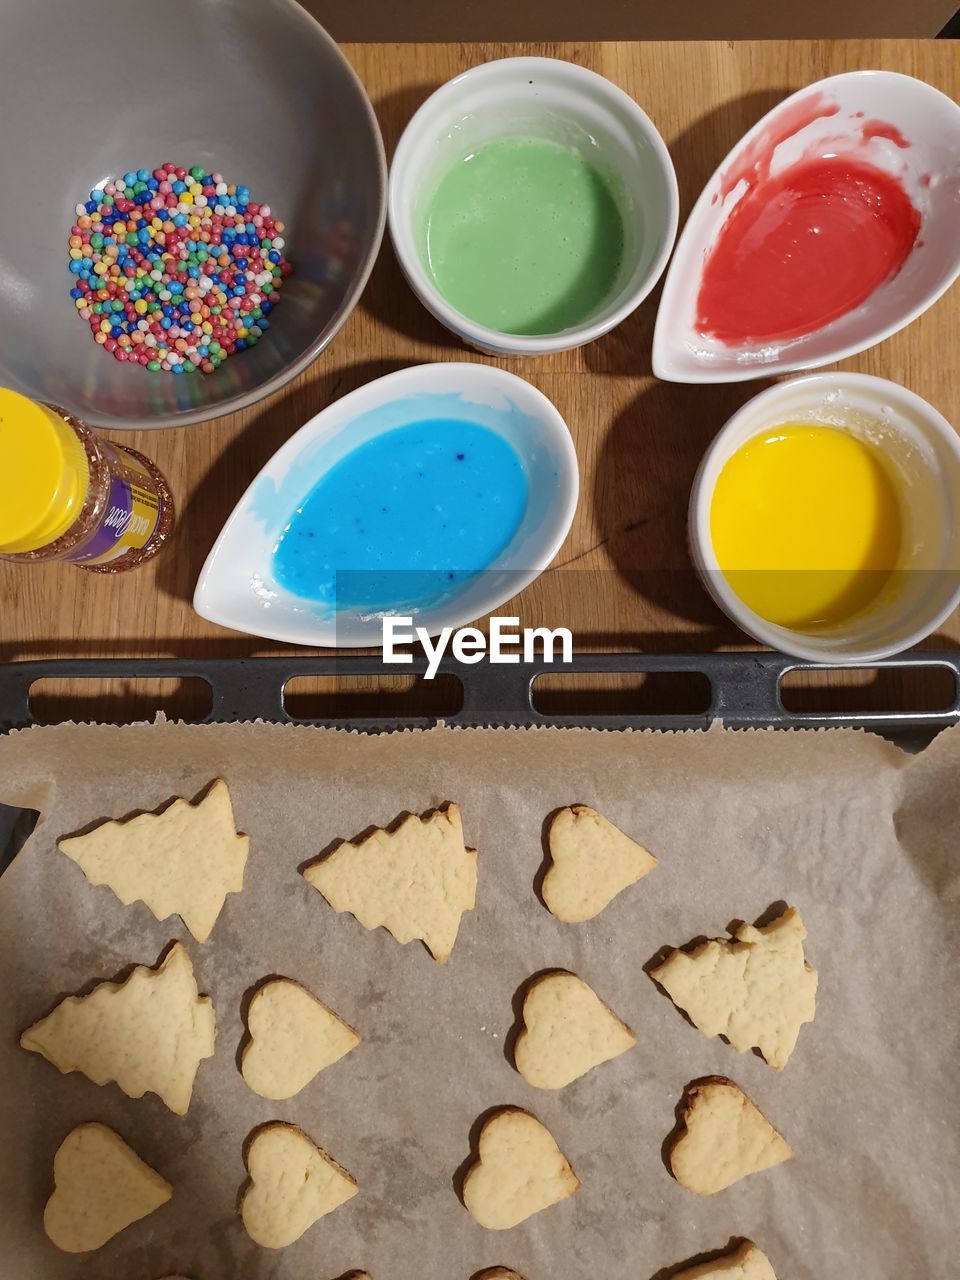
(710, 423, 903, 629)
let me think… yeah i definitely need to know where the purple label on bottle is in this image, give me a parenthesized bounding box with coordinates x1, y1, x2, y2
(66, 472, 161, 564)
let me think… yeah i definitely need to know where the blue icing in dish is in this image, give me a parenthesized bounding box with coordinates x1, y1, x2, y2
(272, 418, 529, 611)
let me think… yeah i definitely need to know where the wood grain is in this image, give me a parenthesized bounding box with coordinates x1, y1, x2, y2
(2, 41, 958, 723)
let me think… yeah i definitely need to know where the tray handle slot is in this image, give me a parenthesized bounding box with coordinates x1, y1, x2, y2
(282, 673, 463, 720)
(26, 676, 213, 726)
(530, 670, 712, 717)
(778, 661, 960, 716)
(772, 657, 960, 727)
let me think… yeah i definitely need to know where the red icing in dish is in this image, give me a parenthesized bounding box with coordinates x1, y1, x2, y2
(718, 92, 841, 199)
(861, 120, 911, 148)
(696, 155, 921, 346)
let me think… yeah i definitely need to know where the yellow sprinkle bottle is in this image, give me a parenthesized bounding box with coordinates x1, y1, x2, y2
(0, 388, 174, 571)
(709, 423, 903, 629)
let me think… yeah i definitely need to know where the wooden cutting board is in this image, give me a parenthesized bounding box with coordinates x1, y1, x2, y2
(2, 41, 957, 723)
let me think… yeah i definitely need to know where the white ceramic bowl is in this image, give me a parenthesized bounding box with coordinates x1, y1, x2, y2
(654, 71, 960, 383)
(689, 373, 960, 662)
(194, 363, 579, 647)
(389, 57, 679, 356)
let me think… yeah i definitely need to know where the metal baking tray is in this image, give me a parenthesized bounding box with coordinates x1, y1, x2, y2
(2, 651, 958, 868)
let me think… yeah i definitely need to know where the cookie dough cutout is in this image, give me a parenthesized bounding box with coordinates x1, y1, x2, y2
(21, 942, 215, 1115)
(668, 1077, 792, 1195)
(668, 1240, 777, 1280)
(473, 1270, 527, 1279)
(241, 977, 360, 1100)
(514, 971, 635, 1089)
(58, 779, 248, 943)
(304, 803, 476, 963)
(543, 805, 657, 922)
(463, 1108, 580, 1230)
(240, 1122, 358, 1249)
(650, 907, 817, 1070)
(44, 1123, 172, 1253)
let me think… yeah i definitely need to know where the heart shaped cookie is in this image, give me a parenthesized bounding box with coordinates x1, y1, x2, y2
(462, 1108, 579, 1230)
(669, 1239, 777, 1279)
(668, 1077, 792, 1195)
(514, 971, 635, 1088)
(241, 977, 360, 1100)
(543, 806, 657, 923)
(43, 1122, 172, 1253)
(240, 1122, 358, 1248)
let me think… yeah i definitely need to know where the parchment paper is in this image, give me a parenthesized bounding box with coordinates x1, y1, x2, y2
(0, 719, 957, 1280)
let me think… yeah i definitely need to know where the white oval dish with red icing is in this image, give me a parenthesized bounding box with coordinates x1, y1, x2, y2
(653, 71, 960, 384)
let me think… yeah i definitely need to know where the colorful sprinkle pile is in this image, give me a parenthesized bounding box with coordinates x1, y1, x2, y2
(67, 163, 292, 373)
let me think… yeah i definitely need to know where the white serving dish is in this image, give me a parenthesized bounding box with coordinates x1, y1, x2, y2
(654, 71, 960, 383)
(688, 372, 960, 662)
(193, 363, 579, 647)
(389, 56, 679, 356)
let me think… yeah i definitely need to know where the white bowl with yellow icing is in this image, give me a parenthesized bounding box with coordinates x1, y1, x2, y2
(689, 372, 960, 662)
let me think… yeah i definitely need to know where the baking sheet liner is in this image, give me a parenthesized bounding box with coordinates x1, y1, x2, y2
(0, 718, 957, 1280)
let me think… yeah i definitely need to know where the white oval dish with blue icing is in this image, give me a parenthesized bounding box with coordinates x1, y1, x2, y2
(193, 363, 579, 647)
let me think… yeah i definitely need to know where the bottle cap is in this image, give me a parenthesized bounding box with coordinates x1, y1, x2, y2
(0, 390, 90, 554)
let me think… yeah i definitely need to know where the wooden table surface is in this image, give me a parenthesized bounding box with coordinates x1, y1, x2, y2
(3, 40, 959, 725)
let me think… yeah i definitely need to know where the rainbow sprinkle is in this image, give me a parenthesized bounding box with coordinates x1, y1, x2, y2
(67, 163, 291, 373)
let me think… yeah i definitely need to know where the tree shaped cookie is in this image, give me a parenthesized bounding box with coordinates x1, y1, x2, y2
(44, 1123, 172, 1253)
(542, 806, 657, 922)
(241, 977, 360, 1100)
(303, 804, 477, 963)
(240, 1122, 358, 1248)
(20, 942, 216, 1115)
(668, 1077, 792, 1195)
(650, 906, 817, 1069)
(57, 779, 248, 943)
(462, 1108, 580, 1229)
(514, 971, 635, 1088)
(669, 1240, 777, 1279)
